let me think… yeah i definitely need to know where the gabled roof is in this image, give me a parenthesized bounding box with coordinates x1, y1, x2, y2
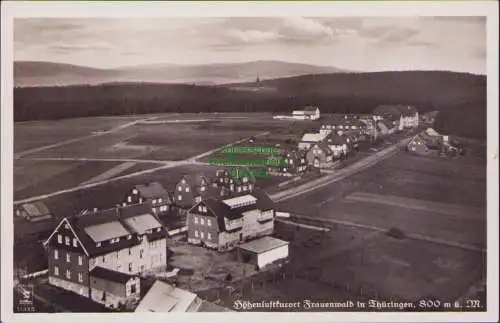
(181, 173, 209, 188)
(46, 203, 167, 257)
(374, 105, 418, 117)
(304, 106, 319, 112)
(216, 167, 256, 184)
(90, 266, 136, 284)
(134, 182, 170, 200)
(190, 189, 275, 232)
(301, 132, 327, 143)
(310, 142, 333, 155)
(19, 201, 51, 217)
(135, 280, 199, 312)
(325, 133, 348, 146)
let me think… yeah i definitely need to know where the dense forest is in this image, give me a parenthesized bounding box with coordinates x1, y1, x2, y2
(14, 71, 487, 139)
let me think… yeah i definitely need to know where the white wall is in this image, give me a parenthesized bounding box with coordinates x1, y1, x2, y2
(257, 244, 289, 269)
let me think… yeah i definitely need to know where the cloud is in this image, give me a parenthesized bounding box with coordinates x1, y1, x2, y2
(280, 17, 334, 40)
(375, 28, 421, 45)
(224, 29, 282, 44)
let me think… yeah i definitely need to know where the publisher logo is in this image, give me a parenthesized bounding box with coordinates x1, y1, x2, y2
(18, 284, 34, 306)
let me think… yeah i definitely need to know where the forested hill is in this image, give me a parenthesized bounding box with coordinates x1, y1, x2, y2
(14, 70, 487, 139)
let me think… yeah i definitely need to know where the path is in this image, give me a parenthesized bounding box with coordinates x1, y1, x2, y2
(270, 137, 410, 203)
(13, 131, 267, 205)
(14, 116, 158, 158)
(290, 213, 486, 253)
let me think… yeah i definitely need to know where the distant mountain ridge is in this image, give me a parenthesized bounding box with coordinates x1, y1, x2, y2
(14, 60, 350, 87)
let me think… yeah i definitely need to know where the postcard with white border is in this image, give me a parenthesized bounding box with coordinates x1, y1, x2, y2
(1, 1, 498, 323)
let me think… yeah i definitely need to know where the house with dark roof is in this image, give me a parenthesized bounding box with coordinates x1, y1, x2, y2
(320, 115, 366, 138)
(42, 203, 168, 306)
(305, 142, 334, 168)
(266, 149, 308, 177)
(373, 105, 419, 130)
(213, 167, 256, 196)
(15, 201, 53, 222)
(174, 173, 212, 212)
(186, 189, 275, 252)
(124, 182, 172, 215)
(376, 119, 397, 136)
(324, 132, 349, 158)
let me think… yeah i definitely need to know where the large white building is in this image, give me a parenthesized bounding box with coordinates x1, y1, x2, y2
(292, 106, 320, 120)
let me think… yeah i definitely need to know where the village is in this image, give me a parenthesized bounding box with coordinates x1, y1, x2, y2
(13, 104, 468, 313)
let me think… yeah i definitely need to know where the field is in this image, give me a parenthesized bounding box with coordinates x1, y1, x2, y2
(278, 150, 486, 248)
(14, 115, 150, 153)
(214, 221, 485, 311)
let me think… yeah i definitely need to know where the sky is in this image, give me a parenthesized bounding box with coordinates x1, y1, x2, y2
(14, 17, 486, 74)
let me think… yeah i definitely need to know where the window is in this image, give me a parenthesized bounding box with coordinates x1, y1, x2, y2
(152, 199, 157, 205)
(54, 250, 59, 259)
(177, 186, 182, 191)
(139, 198, 143, 203)
(195, 230, 199, 238)
(178, 195, 182, 201)
(57, 234, 62, 244)
(200, 186, 206, 192)
(200, 232, 204, 239)
(140, 250, 144, 259)
(198, 205, 203, 212)
(127, 196, 132, 203)
(194, 216, 199, 224)
(64, 223, 69, 229)
(102, 255, 106, 263)
(237, 187, 241, 192)
(127, 235, 132, 240)
(200, 218, 205, 225)
(207, 219, 212, 227)
(66, 269, 71, 279)
(207, 233, 212, 240)
(186, 186, 190, 193)
(131, 284, 137, 294)
(65, 236, 70, 246)
(249, 184, 253, 190)
(128, 248, 132, 256)
(128, 263, 132, 272)
(132, 189, 138, 195)
(78, 273, 83, 283)
(66, 253, 71, 263)
(157, 227, 161, 232)
(78, 256, 83, 266)
(73, 238, 78, 248)
(54, 266, 59, 276)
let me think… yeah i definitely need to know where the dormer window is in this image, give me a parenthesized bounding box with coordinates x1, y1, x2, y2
(132, 189, 138, 195)
(157, 227, 161, 232)
(127, 235, 132, 240)
(96, 242, 101, 247)
(182, 179, 186, 184)
(152, 199, 157, 205)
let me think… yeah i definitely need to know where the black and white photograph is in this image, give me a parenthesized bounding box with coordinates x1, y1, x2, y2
(1, 1, 498, 322)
